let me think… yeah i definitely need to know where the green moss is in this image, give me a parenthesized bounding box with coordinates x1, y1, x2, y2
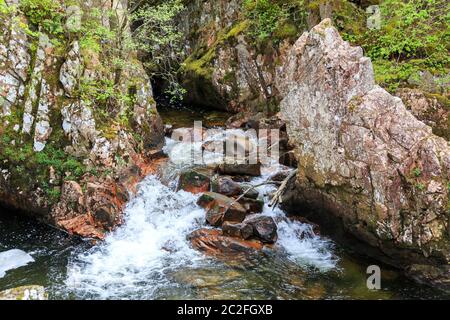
(274, 21, 298, 39)
(225, 20, 250, 39)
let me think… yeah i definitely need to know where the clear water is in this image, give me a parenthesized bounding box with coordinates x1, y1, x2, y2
(1, 108, 448, 300)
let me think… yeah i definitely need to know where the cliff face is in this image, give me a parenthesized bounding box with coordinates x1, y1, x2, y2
(178, 0, 274, 113)
(277, 20, 450, 289)
(176, 0, 365, 114)
(177, 0, 448, 138)
(0, 0, 164, 238)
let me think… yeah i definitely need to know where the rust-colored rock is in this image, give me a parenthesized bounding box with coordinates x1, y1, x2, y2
(197, 192, 247, 227)
(188, 228, 265, 257)
(177, 170, 211, 194)
(57, 214, 105, 240)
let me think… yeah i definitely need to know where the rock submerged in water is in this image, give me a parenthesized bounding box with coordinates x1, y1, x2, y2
(0, 285, 47, 300)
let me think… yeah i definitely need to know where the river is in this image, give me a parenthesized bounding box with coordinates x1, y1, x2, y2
(0, 106, 447, 300)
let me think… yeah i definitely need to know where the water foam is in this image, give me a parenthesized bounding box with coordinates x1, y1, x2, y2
(65, 176, 205, 299)
(0, 249, 34, 278)
(65, 130, 337, 299)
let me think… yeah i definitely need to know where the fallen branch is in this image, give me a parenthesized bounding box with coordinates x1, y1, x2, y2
(268, 169, 298, 209)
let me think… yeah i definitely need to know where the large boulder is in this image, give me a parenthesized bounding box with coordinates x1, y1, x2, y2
(277, 19, 450, 288)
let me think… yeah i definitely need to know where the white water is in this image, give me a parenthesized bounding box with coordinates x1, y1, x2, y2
(65, 131, 338, 299)
(0, 249, 34, 278)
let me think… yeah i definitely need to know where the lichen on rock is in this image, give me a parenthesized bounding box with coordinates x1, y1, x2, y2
(277, 19, 450, 288)
(0, 0, 165, 238)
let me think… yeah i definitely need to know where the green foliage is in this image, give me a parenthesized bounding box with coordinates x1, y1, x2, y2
(345, 0, 449, 92)
(243, 0, 307, 42)
(244, 0, 287, 40)
(131, 0, 185, 102)
(19, 0, 64, 36)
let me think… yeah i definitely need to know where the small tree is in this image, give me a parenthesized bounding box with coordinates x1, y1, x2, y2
(130, 0, 186, 103)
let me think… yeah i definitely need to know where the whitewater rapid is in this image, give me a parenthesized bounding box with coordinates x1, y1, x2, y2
(64, 134, 338, 299)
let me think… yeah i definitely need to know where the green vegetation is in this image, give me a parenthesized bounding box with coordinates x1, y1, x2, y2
(244, 0, 286, 40)
(131, 0, 186, 102)
(341, 0, 449, 92)
(243, 0, 307, 43)
(19, 0, 64, 36)
(412, 167, 422, 177)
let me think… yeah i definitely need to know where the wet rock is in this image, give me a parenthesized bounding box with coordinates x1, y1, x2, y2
(238, 197, 264, 214)
(218, 160, 261, 177)
(240, 185, 259, 199)
(177, 170, 211, 194)
(188, 228, 264, 256)
(197, 192, 247, 227)
(172, 268, 241, 288)
(279, 150, 298, 168)
(164, 124, 174, 137)
(406, 264, 450, 291)
(268, 171, 290, 182)
(211, 176, 241, 196)
(56, 214, 105, 239)
(85, 182, 122, 229)
(244, 215, 278, 243)
(222, 221, 254, 240)
(0, 285, 47, 300)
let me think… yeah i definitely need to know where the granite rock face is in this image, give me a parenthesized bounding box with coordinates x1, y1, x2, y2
(0, 0, 164, 238)
(277, 19, 450, 288)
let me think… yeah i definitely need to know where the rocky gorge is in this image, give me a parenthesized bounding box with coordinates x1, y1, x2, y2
(0, 0, 449, 298)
